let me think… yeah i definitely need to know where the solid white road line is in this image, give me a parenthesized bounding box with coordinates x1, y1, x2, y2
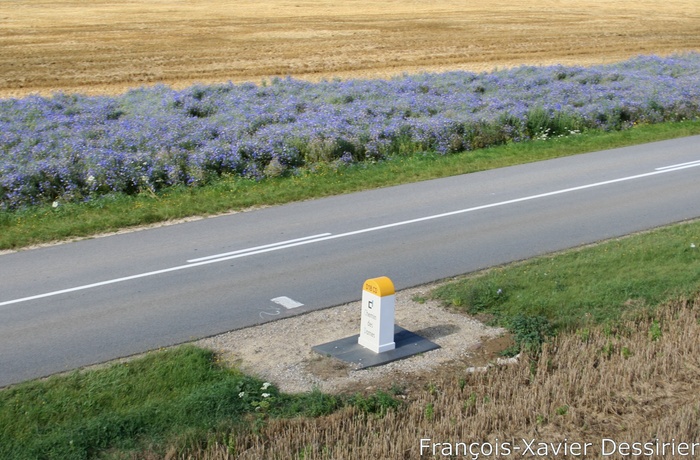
(1, 160, 698, 308)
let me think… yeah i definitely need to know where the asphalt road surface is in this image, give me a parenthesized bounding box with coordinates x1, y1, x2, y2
(1, 136, 699, 387)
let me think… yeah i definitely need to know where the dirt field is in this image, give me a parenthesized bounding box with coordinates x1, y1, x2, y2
(2, 0, 699, 98)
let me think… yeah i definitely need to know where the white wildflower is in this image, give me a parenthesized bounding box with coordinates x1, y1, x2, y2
(52, 201, 59, 208)
(262, 393, 271, 398)
(261, 382, 271, 390)
(238, 392, 245, 398)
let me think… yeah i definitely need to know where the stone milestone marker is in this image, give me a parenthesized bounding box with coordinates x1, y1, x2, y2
(312, 276, 440, 369)
(358, 276, 396, 353)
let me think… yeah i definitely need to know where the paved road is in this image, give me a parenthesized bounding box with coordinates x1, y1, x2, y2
(1, 136, 699, 387)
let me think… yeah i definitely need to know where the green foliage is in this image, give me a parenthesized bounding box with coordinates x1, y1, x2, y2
(649, 320, 663, 341)
(0, 346, 339, 459)
(437, 277, 514, 315)
(601, 342, 615, 359)
(578, 328, 591, 343)
(347, 390, 402, 416)
(458, 378, 467, 392)
(526, 107, 583, 140)
(464, 392, 477, 409)
(2, 120, 699, 250)
(1, 112, 700, 459)
(509, 314, 554, 355)
(433, 219, 700, 348)
(621, 346, 633, 359)
(389, 383, 407, 396)
(465, 281, 510, 314)
(424, 402, 435, 420)
(274, 389, 343, 418)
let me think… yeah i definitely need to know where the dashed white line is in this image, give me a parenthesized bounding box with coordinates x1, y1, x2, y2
(270, 296, 304, 309)
(655, 160, 700, 171)
(187, 233, 332, 263)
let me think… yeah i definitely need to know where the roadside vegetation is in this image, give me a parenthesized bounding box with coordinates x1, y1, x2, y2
(3, 53, 700, 250)
(3, 55, 699, 211)
(2, 118, 700, 251)
(432, 219, 700, 354)
(0, 346, 399, 459)
(2, 215, 698, 458)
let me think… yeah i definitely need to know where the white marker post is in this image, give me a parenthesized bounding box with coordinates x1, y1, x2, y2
(358, 276, 396, 353)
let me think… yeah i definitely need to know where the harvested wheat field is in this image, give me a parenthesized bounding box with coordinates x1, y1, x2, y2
(203, 294, 700, 459)
(1, 0, 699, 98)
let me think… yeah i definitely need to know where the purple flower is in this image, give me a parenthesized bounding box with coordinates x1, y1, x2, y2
(1, 53, 699, 209)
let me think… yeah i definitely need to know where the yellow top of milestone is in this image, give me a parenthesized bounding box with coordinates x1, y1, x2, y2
(363, 276, 395, 297)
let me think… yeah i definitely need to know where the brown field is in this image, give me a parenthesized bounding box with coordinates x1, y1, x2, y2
(184, 294, 700, 459)
(1, 0, 699, 98)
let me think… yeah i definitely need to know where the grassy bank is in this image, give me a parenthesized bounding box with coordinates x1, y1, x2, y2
(2, 211, 699, 458)
(0, 347, 399, 459)
(432, 219, 700, 353)
(2, 120, 700, 251)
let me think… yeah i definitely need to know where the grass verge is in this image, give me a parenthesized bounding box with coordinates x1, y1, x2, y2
(432, 219, 700, 353)
(0, 346, 400, 459)
(2, 120, 699, 251)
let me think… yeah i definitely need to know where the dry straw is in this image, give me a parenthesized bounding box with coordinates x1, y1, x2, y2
(170, 293, 700, 459)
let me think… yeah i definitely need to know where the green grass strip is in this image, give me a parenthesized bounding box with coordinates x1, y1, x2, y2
(2, 120, 700, 251)
(0, 346, 345, 459)
(432, 219, 700, 352)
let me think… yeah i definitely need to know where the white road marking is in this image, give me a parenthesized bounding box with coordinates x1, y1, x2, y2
(187, 233, 332, 263)
(1, 160, 698, 308)
(655, 159, 700, 171)
(270, 296, 304, 309)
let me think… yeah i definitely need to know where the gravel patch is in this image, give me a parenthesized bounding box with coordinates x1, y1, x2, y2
(197, 282, 506, 394)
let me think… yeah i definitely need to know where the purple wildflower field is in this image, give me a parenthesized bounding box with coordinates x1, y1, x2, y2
(1, 54, 699, 210)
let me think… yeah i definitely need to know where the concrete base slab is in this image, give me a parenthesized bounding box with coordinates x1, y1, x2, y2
(312, 325, 440, 369)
